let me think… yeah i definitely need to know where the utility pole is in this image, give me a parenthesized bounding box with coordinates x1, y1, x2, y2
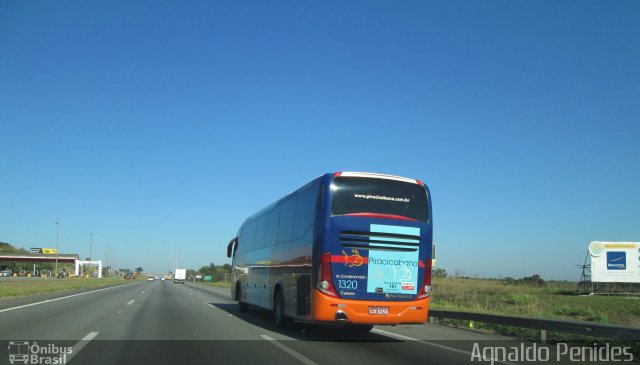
(105, 242, 109, 277)
(89, 233, 93, 277)
(55, 219, 60, 275)
(173, 251, 177, 274)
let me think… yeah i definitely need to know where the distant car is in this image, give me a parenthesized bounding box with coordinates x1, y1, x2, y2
(0, 270, 11, 277)
(161, 277, 165, 281)
(147, 277, 155, 282)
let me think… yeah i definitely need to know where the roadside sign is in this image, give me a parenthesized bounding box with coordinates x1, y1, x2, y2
(590, 241, 640, 283)
(204, 275, 212, 282)
(195, 275, 202, 279)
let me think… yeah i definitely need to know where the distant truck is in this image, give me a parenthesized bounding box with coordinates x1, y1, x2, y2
(174, 269, 186, 284)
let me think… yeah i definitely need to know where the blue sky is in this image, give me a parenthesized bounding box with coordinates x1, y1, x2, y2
(1, 1, 638, 279)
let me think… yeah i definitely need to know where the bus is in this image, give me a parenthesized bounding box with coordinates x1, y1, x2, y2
(226, 171, 433, 331)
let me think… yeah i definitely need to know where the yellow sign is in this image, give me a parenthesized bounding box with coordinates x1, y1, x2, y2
(604, 244, 636, 249)
(41, 248, 58, 254)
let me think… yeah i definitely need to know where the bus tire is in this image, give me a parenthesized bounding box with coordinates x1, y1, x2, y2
(237, 283, 248, 312)
(273, 288, 291, 329)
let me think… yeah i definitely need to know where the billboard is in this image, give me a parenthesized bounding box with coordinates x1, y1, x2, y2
(29, 248, 58, 254)
(590, 241, 640, 283)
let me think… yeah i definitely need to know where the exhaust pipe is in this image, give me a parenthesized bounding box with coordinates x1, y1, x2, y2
(335, 310, 348, 322)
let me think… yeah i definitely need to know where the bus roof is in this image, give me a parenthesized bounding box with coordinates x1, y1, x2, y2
(335, 171, 422, 185)
(237, 172, 425, 234)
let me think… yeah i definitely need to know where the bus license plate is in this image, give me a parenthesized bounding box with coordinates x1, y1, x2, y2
(368, 306, 389, 315)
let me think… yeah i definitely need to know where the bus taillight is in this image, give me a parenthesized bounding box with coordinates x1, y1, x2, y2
(417, 258, 432, 299)
(318, 252, 337, 297)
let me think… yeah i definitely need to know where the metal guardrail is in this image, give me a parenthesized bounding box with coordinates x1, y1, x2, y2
(429, 309, 640, 341)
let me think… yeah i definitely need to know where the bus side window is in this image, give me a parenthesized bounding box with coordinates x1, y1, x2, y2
(255, 215, 267, 249)
(265, 206, 280, 247)
(294, 185, 317, 239)
(244, 221, 256, 251)
(277, 195, 297, 244)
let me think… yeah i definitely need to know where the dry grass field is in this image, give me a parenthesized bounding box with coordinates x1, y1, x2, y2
(430, 277, 640, 326)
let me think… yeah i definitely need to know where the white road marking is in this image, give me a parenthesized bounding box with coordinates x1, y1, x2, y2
(372, 328, 417, 341)
(260, 335, 318, 365)
(126, 300, 135, 306)
(65, 331, 99, 364)
(0, 283, 140, 313)
(372, 329, 519, 365)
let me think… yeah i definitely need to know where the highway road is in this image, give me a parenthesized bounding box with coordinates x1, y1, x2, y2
(0, 280, 552, 365)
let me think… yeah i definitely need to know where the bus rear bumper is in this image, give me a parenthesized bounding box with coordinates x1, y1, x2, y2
(311, 290, 429, 325)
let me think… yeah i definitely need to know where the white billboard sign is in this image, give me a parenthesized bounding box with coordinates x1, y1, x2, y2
(589, 241, 640, 283)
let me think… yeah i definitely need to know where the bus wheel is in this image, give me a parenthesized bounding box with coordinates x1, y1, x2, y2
(345, 324, 373, 333)
(273, 289, 291, 329)
(237, 283, 248, 312)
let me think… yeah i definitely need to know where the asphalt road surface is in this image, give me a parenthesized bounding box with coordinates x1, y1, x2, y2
(0, 281, 595, 365)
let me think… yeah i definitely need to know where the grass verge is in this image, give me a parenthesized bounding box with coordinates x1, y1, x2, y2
(198, 281, 231, 288)
(0, 277, 140, 298)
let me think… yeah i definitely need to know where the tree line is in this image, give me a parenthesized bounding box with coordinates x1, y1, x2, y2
(196, 263, 232, 282)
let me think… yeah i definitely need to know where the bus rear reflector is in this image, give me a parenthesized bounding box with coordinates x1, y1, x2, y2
(318, 252, 337, 297)
(417, 258, 433, 299)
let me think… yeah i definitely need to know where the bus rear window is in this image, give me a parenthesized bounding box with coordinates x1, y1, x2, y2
(331, 177, 429, 222)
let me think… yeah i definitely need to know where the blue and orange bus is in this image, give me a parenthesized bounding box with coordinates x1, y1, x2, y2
(226, 172, 433, 331)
